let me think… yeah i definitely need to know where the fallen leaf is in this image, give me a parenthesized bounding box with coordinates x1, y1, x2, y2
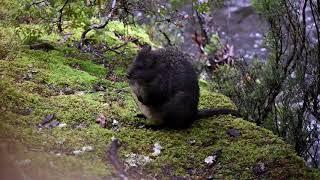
(96, 113, 107, 128)
(205, 149, 222, 165)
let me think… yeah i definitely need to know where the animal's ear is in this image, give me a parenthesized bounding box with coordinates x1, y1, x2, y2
(135, 44, 155, 67)
(139, 44, 151, 55)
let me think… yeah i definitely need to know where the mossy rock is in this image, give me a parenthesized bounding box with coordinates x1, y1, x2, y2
(0, 39, 319, 179)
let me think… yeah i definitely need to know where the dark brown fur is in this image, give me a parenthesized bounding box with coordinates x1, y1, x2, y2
(127, 46, 240, 129)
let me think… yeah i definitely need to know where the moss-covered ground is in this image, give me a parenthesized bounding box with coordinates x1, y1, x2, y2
(0, 21, 319, 180)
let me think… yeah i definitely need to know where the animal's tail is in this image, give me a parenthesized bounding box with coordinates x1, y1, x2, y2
(197, 108, 241, 119)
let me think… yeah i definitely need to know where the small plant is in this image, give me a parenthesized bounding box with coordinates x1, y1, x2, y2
(16, 26, 43, 45)
(0, 27, 18, 60)
(204, 34, 221, 55)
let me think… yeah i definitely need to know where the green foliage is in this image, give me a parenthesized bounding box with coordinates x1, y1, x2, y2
(16, 25, 44, 44)
(209, 59, 278, 124)
(252, 0, 284, 18)
(204, 34, 222, 55)
(15, 0, 96, 29)
(210, 0, 320, 168)
(191, 0, 224, 13)
(0, 0, 18, 22)
(199, 82, 237, 109)
(0, 27, 19, 60)
(193, 0, 211, 13)
(209, 65, 241, 96)
(170, 0, 192, 9)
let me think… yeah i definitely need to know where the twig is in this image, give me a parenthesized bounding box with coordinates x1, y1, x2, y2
(57, 0, 70, 33)
(195, 10, 209, 45)
(112, 38, 138, 49)
(79, 0, 117, 49)
(159, 29, 173, 46)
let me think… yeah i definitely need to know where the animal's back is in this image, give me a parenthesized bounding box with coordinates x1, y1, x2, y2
(152, 48, 200, 128)
(153, 48, 199, 96)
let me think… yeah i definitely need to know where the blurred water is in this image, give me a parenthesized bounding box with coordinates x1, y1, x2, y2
(181, 0, 269, 62)
(229, 0, 251, 7)
(213, 0, 269, 62)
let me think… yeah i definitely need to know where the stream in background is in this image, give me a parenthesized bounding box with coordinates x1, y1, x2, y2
(181, 0, 269, 62)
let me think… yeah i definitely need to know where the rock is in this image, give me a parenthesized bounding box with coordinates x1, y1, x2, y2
(188, 139, 196, 145)
(73, 150, 83, 155)
(111, 136, 118, 141)
(75, 91, 86, 95)
(204, 156, 215, 165)
(60, 87, 75, 95)
(58, 123, 67, 128)
(81, 146, 94, 152)
(112, 119, 119, 126)
(72, 145, 94, 155)
(152, 142, 162, 156)
(124, 153, 152, 167)
(253, 162, 267, 175)
(227, 128, 241, 137)
(22, 73, 33, 80)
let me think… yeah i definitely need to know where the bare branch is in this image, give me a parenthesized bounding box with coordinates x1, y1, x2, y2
(79, 0, 117, 49)
(195, 10, 209, 46)
(106, 38, 139, 54)
(57, 0, 70, 33)
(159, 29, 173, 46)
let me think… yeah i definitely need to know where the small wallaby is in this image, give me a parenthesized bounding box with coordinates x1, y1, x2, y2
(127, 45, 240, 129)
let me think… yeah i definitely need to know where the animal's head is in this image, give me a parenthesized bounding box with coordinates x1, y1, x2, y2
(127, 45, 158, 84)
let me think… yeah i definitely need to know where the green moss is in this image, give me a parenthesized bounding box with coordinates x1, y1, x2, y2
(1, 20, 318, 179)
(106, 21, 154, 45)
(45, 62, 97, 88)
(199, 88, 237, 109)
(1, 49, 109, 91)
(0, 77, 41, 110)
(67, 59, 106, 78)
